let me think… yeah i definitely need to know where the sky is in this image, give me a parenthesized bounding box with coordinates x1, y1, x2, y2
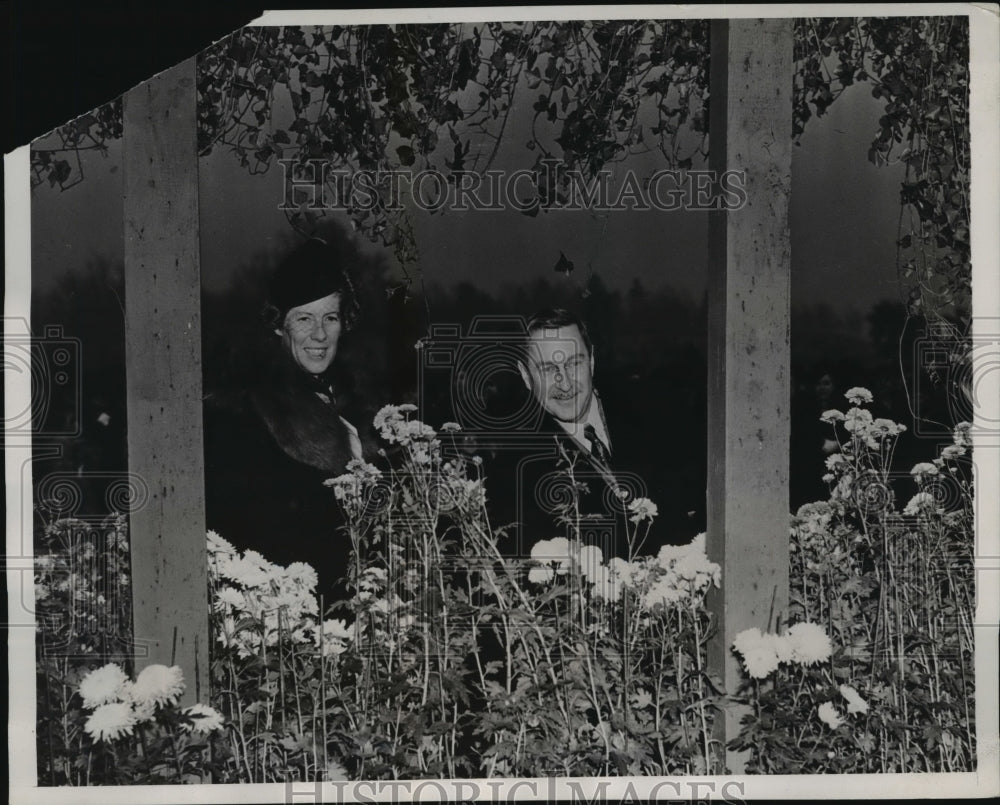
(30, 42, 906, 315)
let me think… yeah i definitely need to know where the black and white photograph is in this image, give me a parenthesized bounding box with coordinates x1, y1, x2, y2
(5, 4, 999, 801)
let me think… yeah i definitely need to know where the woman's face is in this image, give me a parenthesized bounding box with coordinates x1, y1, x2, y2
(277, 293, 343, 375)
(816, 373, 835, 404)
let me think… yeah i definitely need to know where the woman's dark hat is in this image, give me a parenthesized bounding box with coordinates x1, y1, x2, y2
(268, 238, 350, 317)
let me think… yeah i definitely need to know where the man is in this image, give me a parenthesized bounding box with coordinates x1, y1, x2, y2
(486, 308, 663, 561)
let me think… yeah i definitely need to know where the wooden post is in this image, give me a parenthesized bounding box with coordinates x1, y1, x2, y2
(706, 19, 793, 769)
(123, 58, 208, 704)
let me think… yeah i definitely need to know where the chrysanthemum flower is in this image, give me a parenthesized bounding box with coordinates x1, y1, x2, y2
(824, 453, 846, 470)
(903, 491, 939, 517)
(589, 566, 620, 600)
(733, 627, 764, 656)
(817, 701, 844, 729)
(819, 409, 845, 423)
(740, 645, 781, 679)
(220, 555, 271, 588)
(283, 562, 319, 592)
(84, 701, 137, 742)
(642, 576, 684, 609)
(528, 565, 555, 584)
(78, 663, 131, 709)
(871, 417, 904, 437)
(182, 702, 225, 733)
(764, 632, 795, 664)
(844, 408, 873, 434)
(844, 387, 874, 405)
(785, 622, 833, 665)
(910, 462, 939, 483)
(839, 684, 870, 715)
(530, 537, 575, 573)
(317, 618, 353, 643)
(316, 619, 353, 656)
(627, 497, 659, 524)
(206, 530, 236, 556)
(953, 421, 972, 448)
(214, 585, 245, 611)
(576, 545, 604, 577)
(130, 664, 185, 708)
(373, 404, 402, 430)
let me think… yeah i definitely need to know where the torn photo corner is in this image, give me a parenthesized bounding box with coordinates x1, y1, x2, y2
(5, 3, 999, 802)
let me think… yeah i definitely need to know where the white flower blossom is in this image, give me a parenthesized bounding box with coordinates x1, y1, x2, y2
(764, 632, 796, 664)
(741, 644, 781, 679)
(839, 684, 870, 715)
(207, 530, 236, 556)
(910, 462, 939, 483)
(78, 663, 131, 709)
(817, 701, 844, 729)
(824, 453, 846, 470)
(941, 444, 966, 460)
(576, 545, 604, 578)
(819, 409, 845, 424)
(785, 622, 833, 665)
(84, 702, 137, 743)
(530, 537, 575, 574)
(844, 387, 874, 405)
(733, 627, 764, 657)
(871, 417, 904, 438)
(903, 491, 939, 517)
(314, 618, 354, 656)
(214, 585, 245, 611)
(528, 565, 555, 584)
(844, 408, 873, 434)
(953, 421, 972, 448)
(182, 702, 225, 733)
(627, 497, 659, 524)
(642, 576, 685, 609)
(283, 562, 319, 592)
(130, 664, 185, 708)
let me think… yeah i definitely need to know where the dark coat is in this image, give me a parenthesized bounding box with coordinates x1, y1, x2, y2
(203, 344, 376, 604)
(482, 390, 698, 560)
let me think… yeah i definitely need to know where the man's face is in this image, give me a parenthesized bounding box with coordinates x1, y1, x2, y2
(520, 324, 595, 423)
(277, 293, 342, 375)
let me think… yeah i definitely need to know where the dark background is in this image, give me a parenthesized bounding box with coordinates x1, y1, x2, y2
(11, 0, 952, 532)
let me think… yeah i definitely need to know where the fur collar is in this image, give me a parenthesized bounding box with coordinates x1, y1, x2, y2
(247, 344, 358, 474)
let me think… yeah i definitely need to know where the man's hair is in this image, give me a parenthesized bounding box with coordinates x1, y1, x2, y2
(519, 308, 593, 363)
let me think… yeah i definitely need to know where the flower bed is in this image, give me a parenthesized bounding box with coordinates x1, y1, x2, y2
(33, 391, 975, 782)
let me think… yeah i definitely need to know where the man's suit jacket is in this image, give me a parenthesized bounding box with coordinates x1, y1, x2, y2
(482, 389, 699, 561)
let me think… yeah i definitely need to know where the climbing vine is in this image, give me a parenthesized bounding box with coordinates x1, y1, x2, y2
(30, 17, 970, 325)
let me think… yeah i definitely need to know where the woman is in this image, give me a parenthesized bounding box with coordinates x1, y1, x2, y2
(204, 238, 375, 602)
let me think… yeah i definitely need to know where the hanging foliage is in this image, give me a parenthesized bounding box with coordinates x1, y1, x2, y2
(29, 18, 970, 323)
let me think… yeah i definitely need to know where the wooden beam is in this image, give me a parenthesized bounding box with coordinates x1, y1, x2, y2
(123, 57, 208, 704)
(706, 18, 793, 770)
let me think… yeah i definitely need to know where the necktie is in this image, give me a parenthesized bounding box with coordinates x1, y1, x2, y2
(584, 424, 610, 466)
